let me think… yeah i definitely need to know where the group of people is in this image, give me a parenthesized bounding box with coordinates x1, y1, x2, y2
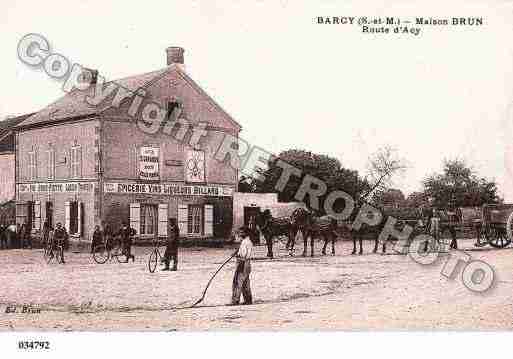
(90, 220, 179, 270)
(415, 208, 459, 251)
(90, 222, 137, 263)
(0, 216, 254, 306)
(0, 222, 39, 250)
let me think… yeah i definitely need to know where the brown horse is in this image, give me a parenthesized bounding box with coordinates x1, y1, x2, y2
(286, 209, 339, 257)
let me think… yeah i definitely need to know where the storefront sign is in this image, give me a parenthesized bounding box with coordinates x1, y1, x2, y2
(185, 150, 205, 183)
(139, 147, 160, 181)
(104, 182, 233, 197)
(18, 182, 95, 193)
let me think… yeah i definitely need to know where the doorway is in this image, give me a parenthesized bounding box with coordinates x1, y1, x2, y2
(45, 202, 53, 228)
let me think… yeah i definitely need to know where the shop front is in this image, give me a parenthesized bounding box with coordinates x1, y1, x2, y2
(102, 182, 234, 240)
(16, 181, 97, 241)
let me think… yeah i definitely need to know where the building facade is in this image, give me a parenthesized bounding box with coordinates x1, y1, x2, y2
(15, 47, 241, 241)
(0, 114, 32, 205)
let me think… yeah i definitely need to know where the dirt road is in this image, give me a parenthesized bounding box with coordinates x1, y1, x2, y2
(1, 240, 512, 330)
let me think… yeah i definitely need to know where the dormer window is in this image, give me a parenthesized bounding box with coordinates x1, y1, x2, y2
(166, 101, 181, 120)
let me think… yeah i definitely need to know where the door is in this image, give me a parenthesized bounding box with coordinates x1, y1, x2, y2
(45, 202, 53, 228)
(244, 206, 261, 244)
(243, 206, 260, 227)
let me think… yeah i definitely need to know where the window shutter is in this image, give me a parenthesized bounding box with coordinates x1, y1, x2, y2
(158, 203, 168, 237)
(34, 201, 41, 230)
(79, 147, 83, 178)
(34, 151, 38, 179)
(178, 204, 188, 237)
(26, 154, 30, 180)
(64, 201, 71, 233)
(130, 203, 141, 236)
(204, 204, 214, 237)
(78, 202, 84, 236)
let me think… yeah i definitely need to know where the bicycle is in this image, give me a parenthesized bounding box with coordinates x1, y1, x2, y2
(92, 237, 124, 264)
(148, 238, 165, 273)
(44, 239, 64, 264)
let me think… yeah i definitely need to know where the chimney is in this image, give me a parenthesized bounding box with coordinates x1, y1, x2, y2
(80, 67, 98, 85)
(166, 46, 185, 70)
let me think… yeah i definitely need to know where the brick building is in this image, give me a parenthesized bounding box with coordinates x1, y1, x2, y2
(14, 47, 241, 242)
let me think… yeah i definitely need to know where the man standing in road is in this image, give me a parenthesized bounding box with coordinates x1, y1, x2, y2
(119, 222, 135, 263)
(231, 227, 253, 306)
(162, 218, 179, 271)
(53, 222, 68, 264)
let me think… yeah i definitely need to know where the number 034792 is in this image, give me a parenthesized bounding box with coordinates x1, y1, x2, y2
(18, 341, 50, 350)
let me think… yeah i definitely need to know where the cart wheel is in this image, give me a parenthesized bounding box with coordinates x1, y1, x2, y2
(148, 249, 158, 273)
(488, 227, 511, 248)
(93, 244, 109, 264)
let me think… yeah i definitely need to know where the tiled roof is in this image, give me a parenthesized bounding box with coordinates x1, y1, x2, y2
(0, 113, 34, 152)
(0, 113, 32, 134)
(16, 65, 242, 131)
(17, 68, 169, 128)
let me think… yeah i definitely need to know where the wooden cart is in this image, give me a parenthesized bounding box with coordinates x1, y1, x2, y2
(474, 204, 513, 248)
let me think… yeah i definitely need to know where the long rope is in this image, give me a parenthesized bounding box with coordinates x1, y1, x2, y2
(180, 251, 238, 309)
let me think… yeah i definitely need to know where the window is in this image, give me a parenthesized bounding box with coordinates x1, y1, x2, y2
(166, 101, 181, 120)
(28, 151, 37, 180)
(47, 149, 55, 179)
(187, 205, 203, 235)
(140, 204, 157, 235)
(71, 145, 82, 178)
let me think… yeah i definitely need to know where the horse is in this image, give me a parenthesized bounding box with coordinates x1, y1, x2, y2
(256, 209, 290, 259)
(309, 215, 339, 256)
(349, 205, 425, 255)
(286, 208, 340, 257)
(285, 208, 313, 256)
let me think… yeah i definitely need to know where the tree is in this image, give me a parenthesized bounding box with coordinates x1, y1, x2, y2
(422, 159, 501, 208)
(362, 145, 408, 201)
(405, 191, 429, 208)
(372, 188, 406, 208)
(239, 149, 369, 214)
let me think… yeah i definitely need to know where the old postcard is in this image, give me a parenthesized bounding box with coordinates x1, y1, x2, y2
(1, 0, 512, 357)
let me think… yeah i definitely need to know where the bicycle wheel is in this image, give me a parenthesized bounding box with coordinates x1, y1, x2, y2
(45, 248, 54, 264)
(43, 245, 50, 261)
(93, 244, 109, 264)
(148, 249, 159, 273)
(114, 246, 126, 263)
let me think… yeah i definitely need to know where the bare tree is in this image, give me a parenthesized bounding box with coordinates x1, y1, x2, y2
(361, 145, 408, 201)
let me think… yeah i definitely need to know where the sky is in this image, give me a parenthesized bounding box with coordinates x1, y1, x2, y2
(1, 0, 513, 199)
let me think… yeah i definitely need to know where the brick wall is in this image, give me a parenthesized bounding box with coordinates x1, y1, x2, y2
(0, 153, 15, 203)
(102, 120, 237, 185)
(17, 119, 100, 182)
